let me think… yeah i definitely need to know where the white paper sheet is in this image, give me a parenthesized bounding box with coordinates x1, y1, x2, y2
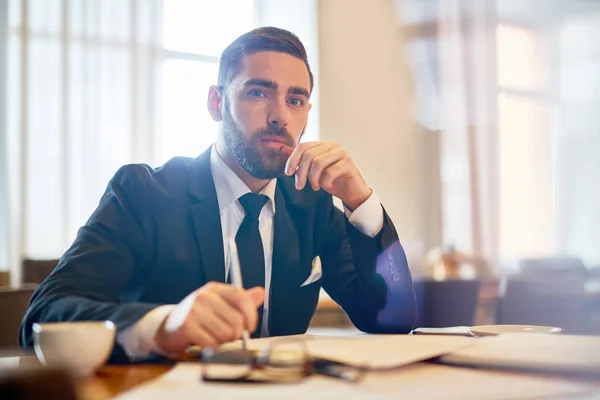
(440, 333, 600, 375)
(360, 362, 599, 400)
(113, 363, 391, 400)
(113, 360, 600, 400)
(238, 334, 476, 369)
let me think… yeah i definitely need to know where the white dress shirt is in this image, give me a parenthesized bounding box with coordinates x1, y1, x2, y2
(117, 146, 385, 358)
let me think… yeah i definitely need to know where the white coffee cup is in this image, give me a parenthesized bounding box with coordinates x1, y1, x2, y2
(33, 321, 116, 377)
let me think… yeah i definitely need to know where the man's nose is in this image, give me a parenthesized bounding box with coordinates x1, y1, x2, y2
(267, 97, 289, 128)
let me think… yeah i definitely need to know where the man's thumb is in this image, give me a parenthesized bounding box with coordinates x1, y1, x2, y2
(247, 286, 266, 307)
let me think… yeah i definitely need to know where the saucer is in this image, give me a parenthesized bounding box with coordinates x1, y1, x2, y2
(468, 324, 562, 337)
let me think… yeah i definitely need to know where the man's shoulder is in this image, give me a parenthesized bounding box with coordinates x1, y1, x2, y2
(111, 156, 196, 196)
(118, 156, 194, 179)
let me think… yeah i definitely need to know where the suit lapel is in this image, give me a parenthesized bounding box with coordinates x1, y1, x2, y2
(189, 147, 226, 283)
(269, 183, 302, 335)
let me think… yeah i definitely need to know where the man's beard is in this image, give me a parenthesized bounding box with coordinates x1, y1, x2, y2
(222, 101, 297, 180)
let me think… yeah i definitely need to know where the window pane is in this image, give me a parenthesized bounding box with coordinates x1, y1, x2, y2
(98, 0, 131, 41)
(557, 16, 600, 265)
(496, 25, 548, 91)
(163, 0, 256, 56)
(498, 93, 554, 259)
(29, 0, 62, 34)
(8, 0, 22, 29)
(26, 38, 63, 257)
(6, 33, 22, 264)
(160, 60, 219, 163)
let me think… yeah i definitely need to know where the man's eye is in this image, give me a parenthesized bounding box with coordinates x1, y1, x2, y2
(248, 89, 265, 97)
(288, 98, 304, 107)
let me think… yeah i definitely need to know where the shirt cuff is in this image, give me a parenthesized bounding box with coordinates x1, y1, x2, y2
(116, 304, 175, 359)
(343, 189, 384, 237)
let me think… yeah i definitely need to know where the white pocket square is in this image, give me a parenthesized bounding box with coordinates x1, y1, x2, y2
(301, 256, 322, 287)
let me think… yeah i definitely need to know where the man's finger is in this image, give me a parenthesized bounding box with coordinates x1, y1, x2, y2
(293, 143, 338, 190)
(219, 286, 263, 332)
(204, 292, 245, 341)
(294, 146, 325, 190)
(183, 319, 219, 349)
(319, 158, 351, 190)
(285, 142, 320, 176)
(195, 307, 236, 343)
(247, 286, 266, 307)
(308, 149, 345, 191)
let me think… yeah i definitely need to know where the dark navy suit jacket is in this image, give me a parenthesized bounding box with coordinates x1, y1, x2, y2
(21, 146, 416, 362)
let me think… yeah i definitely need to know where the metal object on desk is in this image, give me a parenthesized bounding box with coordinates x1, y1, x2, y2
(201, 338, 364, 383)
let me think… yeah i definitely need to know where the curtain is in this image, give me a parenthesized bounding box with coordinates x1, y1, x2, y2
(435, 0, 600, 269)
(557, 14, 600, 267)
(4, 0, 162, 284)
(437, 0, 498, 263)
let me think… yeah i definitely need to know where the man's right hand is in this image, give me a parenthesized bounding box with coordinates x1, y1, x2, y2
(154, 282, 265, 354)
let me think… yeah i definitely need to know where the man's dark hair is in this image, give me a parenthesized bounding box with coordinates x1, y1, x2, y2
(217, 26, 314, 93)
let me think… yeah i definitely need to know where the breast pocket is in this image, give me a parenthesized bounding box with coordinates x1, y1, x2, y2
(300, 256, 322, 287)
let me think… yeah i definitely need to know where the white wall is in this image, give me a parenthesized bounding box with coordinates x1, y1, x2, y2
(318, 0, 427, 248)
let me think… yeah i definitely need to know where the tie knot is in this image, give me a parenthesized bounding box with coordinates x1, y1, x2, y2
(238, 193, 268, 221)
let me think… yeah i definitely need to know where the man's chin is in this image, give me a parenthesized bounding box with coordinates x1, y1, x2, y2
(246, 157, 286, 180)
(258, 145, 285, 158)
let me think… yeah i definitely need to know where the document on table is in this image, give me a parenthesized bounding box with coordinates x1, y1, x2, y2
(113, 363, 392, 400)
(114, 360, 600, 400)
(220, 334, 476, 369)
(439, 333, 600, 376)
(359, 362, 599, 400)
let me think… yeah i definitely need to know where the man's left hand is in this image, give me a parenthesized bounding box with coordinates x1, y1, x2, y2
(284, 142, 372, 211)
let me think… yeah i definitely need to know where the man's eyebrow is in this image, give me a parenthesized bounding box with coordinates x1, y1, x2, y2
(243, 78, 277, 89)
(288, 86, 310, 98)
(243, 79, 310, 98)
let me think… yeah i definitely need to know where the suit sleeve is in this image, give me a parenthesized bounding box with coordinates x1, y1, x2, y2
(20, 165, 163, 363)
(319, 195, 417, 333)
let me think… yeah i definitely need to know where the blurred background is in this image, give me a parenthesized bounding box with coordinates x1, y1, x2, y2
(1, 0, 600, 336)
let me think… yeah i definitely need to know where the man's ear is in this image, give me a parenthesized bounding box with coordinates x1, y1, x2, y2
(207, 85, 223, 121)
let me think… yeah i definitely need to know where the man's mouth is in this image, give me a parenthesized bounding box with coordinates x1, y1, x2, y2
(260, 136, 293, 149)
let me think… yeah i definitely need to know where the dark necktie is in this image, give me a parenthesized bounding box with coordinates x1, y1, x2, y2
(235, 193, 268, 338)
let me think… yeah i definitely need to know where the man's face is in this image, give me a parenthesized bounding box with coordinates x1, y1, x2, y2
(219, 51, 311, 179)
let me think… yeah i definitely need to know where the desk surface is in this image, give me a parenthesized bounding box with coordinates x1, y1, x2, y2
(77, 363, 171, 400)
(3, 355, 600, 400)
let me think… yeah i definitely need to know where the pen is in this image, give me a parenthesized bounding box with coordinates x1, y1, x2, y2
(228, 239, 250, 351)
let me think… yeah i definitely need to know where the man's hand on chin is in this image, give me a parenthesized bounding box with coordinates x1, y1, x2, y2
(282, 142, 372, 210)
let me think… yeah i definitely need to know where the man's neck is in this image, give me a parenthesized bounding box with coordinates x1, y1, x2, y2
(215, 141, 271, 194)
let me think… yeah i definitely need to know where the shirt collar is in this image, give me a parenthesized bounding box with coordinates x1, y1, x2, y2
(210, 145, 277, 214)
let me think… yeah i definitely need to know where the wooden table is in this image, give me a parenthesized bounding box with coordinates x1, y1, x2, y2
(0, 356, 171, 400)
(3, 355, 600, 399)
(76, 363, 172, 400)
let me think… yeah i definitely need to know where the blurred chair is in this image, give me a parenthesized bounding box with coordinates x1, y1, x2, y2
(587, 266, 600, 277)
(0, 285, 37, 349)
(22, 259, 59, 285)
(414, 279, 482, 328)
(496, 277, 586, 334)
(519, 257, 589, 279)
